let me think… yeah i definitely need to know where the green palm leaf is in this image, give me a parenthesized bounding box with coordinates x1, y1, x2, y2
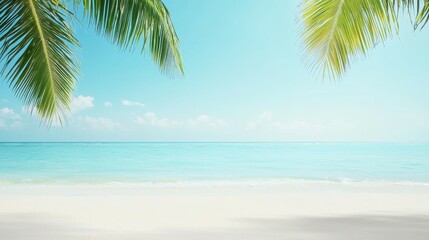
(412, 0, 429, 29)
(0, 0, 79, 123)
(300, 0, 398, 79)
(0, 0, 183, 123)
(76, 0, 184, 74)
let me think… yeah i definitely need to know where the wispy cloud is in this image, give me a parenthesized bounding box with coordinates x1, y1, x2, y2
(20, 96, 93, 127)
(136, 112, 227, 128)
(246, 111, 357, 139)
(188, 115, 228, 128)
(22, 96, 94, 116)
(122, 100, 144, 107)
(71, 96, 94, 113)
(246, 111, 283, 130)
(104, 101, 112, 107)
(83, 116, 117, 130)
(136, 112, 184, 128)
(0, 107, 21, 120)
(0, 107, 22, 130)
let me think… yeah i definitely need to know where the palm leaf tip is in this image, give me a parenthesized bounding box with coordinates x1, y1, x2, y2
(413, 1, 429, 29)
(300, 0, 398, 79)
(79, 0, 184, 75)
(0, 0, 79, 123)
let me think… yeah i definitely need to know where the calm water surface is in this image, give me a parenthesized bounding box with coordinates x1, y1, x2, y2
(0, 142, 428, 184)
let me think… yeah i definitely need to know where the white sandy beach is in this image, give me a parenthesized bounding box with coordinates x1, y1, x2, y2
(0, 182, 429, 240)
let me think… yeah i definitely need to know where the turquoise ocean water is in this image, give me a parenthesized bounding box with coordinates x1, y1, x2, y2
(0, 142, 428, 185)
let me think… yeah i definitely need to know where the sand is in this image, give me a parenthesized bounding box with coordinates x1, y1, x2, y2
(0, 182, 429, 239)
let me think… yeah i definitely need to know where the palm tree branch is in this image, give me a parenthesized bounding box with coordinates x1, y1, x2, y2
(300, 0, 398, 79)
(28, 0, 56, 101)
(146, 0, 183, 73)
(415, 1, 429, 29)
(74, 0, 184, 74)
(0, 0, 79, 123)
(323, 0, 345, 60)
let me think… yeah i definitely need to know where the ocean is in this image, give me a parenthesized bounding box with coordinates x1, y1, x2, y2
(0, 142, 428, 185)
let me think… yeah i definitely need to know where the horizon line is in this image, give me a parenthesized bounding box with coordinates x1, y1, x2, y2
(1, 141, 429, 144)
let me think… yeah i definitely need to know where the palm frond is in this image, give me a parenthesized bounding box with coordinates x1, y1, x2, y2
(390, 0, 429, 28)
(410, 0, 429, 29)
(416, 4, 429, 28)
(300, 0, 398, 79)
(76, 0, 184, 74)
(0, 0, 79, 123)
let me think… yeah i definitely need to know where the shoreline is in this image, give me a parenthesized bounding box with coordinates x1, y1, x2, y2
(2, 177, 429, 187)
(2, 179, 429, 197)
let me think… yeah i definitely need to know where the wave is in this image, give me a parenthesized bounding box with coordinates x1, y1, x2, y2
(1, 178, 429, 188)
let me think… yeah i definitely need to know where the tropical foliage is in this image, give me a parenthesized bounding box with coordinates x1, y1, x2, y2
(0, 0, 183, 123)
(300, 0, 429, 79)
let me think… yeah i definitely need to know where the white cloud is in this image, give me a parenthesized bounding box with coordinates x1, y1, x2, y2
(136, 112, 227, 128)
(246, 111, 278, 130)
(9, 121, 23, 129)
(188, 114, 227, 128)
(0, 107, 22, 130)
(0, 108, 21, 120)
(71, 95, 94, 113)
(21, 95, 93, 121)
(259, 111, 273, 120)
(22, 96, 94, 116)
(104, 101, 112, 107)
(136, 112, 184, 128)
(83, 116, 116, 130)
(246, 111, 357, 137)
(0, 119, 20, 130)
(122, 100, 144, 107)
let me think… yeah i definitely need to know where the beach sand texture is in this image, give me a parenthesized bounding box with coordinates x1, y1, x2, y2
(0, 183, 428, 240)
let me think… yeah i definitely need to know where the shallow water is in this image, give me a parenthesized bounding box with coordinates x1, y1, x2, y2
(0, 142, 428, 184)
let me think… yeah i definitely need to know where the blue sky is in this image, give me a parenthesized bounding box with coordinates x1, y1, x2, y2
(1, 0, 429, 141)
